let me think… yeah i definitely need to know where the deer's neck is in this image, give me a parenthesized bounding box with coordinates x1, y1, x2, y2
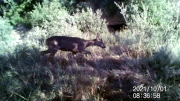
(85, 40, 94, 48)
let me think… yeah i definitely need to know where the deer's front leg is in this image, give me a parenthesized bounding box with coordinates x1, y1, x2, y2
(48, 48, 58, 63)
(80, 50, 94, 58)
(40, 50, 50, 61)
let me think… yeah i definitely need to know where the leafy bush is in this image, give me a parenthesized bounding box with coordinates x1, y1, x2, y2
(0, 18, 22, 55)
(130, 0, 178, 28)
(124, 0, 180, 100)
(122, 0, 179, 52)
(74, 8, 109, 34)
(29, 0, 77, 38)
(0, 0, 39, 26)
(0, 18, 12, 40)
(1, 1, 23, 25)
(29, 1, 68, 27)
(30, 1, 109, 37)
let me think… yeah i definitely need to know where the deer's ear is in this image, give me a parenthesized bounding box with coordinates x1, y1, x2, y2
(96, 34, 100, 40)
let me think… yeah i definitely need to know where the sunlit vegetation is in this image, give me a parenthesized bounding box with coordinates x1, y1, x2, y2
(0, 0, 180, 100)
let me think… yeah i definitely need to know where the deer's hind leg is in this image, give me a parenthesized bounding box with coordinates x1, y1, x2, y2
(48, 48, 58, 63)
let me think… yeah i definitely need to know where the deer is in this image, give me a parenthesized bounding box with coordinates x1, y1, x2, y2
(41, 34, 106, 62)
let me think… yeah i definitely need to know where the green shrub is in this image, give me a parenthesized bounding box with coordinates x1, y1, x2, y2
(123, 0, 179, 53)
(127, 0, 180, 99)
(0, 0, 45, 26)
(30, 1, 109, 37)
(74, 8, 109, 34)
(0, 18, 13, 54)
(0, 0, 30, 25)
(0, 18, 12, 40)
(29, 1, 76, 38)
(129, 0, 178, 28)
(144, 0, 177, 27)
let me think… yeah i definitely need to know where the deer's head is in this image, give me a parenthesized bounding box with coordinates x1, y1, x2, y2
(93, 34, 106, 48)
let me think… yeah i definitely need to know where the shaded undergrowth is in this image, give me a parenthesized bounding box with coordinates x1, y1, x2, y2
(0, 43, 156, 101)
